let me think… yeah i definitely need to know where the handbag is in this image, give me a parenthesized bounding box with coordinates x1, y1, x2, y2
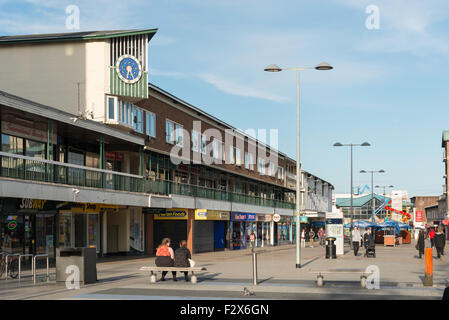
(188, 259, 196, 267)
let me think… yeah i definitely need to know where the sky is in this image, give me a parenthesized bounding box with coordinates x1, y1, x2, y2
(1, 0, 449, 197)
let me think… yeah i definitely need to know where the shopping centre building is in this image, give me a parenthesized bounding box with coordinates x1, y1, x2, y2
(0, 29, 333, 258)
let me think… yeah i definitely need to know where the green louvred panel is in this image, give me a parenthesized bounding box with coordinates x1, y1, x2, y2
(110, 68, 148, 98)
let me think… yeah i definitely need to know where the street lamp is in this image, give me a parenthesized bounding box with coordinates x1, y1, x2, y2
(265, 62, 333, 268)
(360, 170, 385, 221)
(332, 142, 371, 225)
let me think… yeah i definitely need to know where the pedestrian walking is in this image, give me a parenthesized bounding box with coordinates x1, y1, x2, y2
(174, 240, 192, 282)
(309, 229, 315, 248)
(429, 227, 436, 248)
(351, 226, 362, 256)
(416, 229, 425, 259)
(155, 238, 176, 281)
(434, 227, 445, 259)
(318, 227, 326, 247)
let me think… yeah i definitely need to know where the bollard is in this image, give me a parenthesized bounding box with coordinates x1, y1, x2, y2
(423, 248, 433, 286)
(252, 251, 258, 286)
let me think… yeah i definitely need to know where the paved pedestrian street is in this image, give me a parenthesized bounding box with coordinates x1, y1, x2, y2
(0, 242, 447, 300)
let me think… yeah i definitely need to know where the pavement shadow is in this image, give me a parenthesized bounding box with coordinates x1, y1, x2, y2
(97, 274, 139, 283)
(257, 277, 274, 284)
(301, 256, 321, 268)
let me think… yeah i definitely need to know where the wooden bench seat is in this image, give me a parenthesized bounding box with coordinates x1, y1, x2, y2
(139, 266, 207, 284)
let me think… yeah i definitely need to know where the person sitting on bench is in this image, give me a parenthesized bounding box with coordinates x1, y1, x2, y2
(174, 240, 192, 282)
(155, 238, 176, 281)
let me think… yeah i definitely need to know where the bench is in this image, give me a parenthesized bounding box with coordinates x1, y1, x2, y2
(139, 267, 207, 284)
(309, 270, 374, 288)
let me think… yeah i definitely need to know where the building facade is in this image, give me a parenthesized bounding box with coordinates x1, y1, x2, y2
(0, 29, 334, 257)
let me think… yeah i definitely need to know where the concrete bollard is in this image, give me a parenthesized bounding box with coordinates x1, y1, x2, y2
(423, 248, 433, 286)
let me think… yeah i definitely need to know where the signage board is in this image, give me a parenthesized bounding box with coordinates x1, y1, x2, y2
(231, 212, 256, 221)
(300, 216, 309, 223)
(154, 208, 189, 220)
(273, 214, 281, 223)
(415, 211, 423, 222)
(195, 209, 230, 221)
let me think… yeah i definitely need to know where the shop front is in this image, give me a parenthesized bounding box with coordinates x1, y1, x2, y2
(0, 198, 57, 258)
(277, 216, 293, 245)
(194, 209, 230, 252)
(255, 214, 272, 247)
(58, 202, 118, 254)
(153, 208, 188, 252)
(229, 212, 256, 250)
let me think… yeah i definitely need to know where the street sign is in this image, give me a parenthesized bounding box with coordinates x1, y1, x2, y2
(273, 214, 281, 223)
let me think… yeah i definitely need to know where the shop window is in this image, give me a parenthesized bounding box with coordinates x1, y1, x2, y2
(1, 134, 24, 155)
(228, 145, 234, 164)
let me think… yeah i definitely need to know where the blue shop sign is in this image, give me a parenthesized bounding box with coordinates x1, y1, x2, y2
(231, 213, 256, 221)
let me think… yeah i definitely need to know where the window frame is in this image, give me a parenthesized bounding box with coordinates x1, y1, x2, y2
(106, 95, 118, 121)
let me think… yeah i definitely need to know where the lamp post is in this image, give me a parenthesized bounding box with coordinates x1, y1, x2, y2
(375, 184, 394, 219)
(265, 62, 332, 268)
(360, 170, 385, 221)
(332, 143, 370, 220)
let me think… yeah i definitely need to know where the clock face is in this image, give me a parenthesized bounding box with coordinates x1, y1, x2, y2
(116, 55, 142, 84)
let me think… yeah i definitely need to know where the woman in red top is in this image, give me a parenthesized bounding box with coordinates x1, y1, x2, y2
(155, 238, 176, 281)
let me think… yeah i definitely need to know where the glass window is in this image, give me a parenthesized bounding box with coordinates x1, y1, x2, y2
(201, 134, 207, 154)
(121, 101, 125, 123)
(133, 107, 143, 133)
(213, 140, 221, 159)
(108, 97, 115, 120)
(236, 148, 241, 166)
(192, 130, 199, 152)
(228, 146, 234, 164)
(166, 120, 175, 144)
(26, 139, 45, 159)
(175, 124, 183, 146)
(88, 214, 99, 250)
(58, 213, 72, 248)
(146, 112, 156, 137)
(125, 102, 130, 125)
(249, 153, 254, 170)
(245, 152, 249, 169)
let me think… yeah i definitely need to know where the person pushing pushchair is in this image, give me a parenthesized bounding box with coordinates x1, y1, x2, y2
(364, 228, 376, 258)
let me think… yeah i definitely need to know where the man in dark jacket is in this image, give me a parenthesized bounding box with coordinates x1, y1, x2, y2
(417, 229, 425, 259)
(174, 240, 192, 281)
(434, 227, 446, 259)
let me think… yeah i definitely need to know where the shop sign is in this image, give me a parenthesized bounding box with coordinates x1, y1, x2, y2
(273, 214, 281, 223)
(106, 152, 124, 161)
(2, 120, 57, 143)
(256, 214, 272, 222)
(300, 216, 309, 223)
(19, 198, 47, 210)
(154, 208, 189, 220)
(195, 209, 230, 221)
(7, 220, 17, 230)
(231, 213, 256, 221)
(59, 202, 118, 213)
(415, 211, 423, 222)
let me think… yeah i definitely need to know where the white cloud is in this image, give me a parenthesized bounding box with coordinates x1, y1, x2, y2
(197, 73, 290, 103)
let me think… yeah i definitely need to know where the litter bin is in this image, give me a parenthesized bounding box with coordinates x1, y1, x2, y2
(56, 247, 97, 284)
(325, 237, 337, 259)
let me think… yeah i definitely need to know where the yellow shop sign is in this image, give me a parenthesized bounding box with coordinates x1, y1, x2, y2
(154, 208, 189, 220)
(195, 209, 230, 221)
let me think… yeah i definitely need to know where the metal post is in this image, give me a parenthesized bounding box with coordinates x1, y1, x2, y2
(350, 144, 353, 250)
(371, 172, 375, 221)
(19, 254, 33, 281)
(252, 251, 258, 286)
(296, 70, 302, 268)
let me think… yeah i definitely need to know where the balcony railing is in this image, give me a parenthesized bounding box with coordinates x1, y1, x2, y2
(0, 152, 295, 210)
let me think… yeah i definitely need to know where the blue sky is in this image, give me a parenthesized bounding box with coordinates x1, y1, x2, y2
(1, 0, 449, 197)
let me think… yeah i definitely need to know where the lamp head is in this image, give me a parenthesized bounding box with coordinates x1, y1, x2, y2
(360, 170, 367, 173)
(315, 62, 333, 70)
(264, 64, 282, 72)
(333, 142, 343, 147)
(361, 142, 370, 147)
(379, 169, 385, 173)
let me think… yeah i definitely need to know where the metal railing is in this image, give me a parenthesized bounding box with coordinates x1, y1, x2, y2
(33, 254, 49, 284)
(0, 151, 296, 210)
(19, 254, 34, 281)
